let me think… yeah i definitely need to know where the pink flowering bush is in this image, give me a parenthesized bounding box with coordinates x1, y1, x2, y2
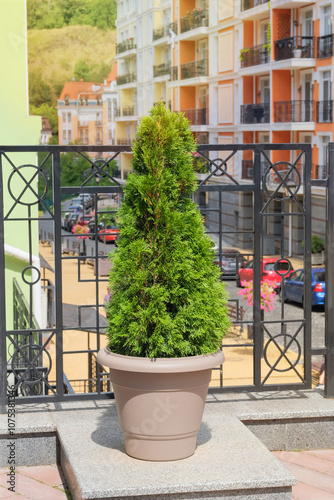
(72, 224, 89, 239)
(239, 280, 276, 312)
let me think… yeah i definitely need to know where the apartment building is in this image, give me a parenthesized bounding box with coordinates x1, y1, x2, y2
(115, 0, 334, 252)
(57, 65, 118, 155)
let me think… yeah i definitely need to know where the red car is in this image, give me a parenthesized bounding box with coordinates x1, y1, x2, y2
(98, 224, 120, 243)
(237, 257, 293, 289)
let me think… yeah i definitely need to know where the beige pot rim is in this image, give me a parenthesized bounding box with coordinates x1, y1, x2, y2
(97, 347, 224, 373)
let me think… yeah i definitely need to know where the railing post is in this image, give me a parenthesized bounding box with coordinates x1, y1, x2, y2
(325, 142, 334, 397)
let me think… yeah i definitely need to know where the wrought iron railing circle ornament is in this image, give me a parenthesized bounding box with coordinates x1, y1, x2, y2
(92, 159, 110, 179)
(22, 265, 41, 286)
(263, 333, 302, 373)
(263, 160, 301, 201)
(273, 258, 293, 277)
(7, 164, 48, 206)
(11, 343, 52, 394)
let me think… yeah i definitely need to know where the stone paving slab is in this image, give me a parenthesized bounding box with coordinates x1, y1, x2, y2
(50, 401, 296, 500)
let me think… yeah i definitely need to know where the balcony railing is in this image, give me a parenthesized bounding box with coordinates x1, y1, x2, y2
(274, 100, 314, 122)
(240, 103, 270, 124)
(116, 72, 137, 86)
(153, 62, 171, 78)
(180, 59, 207, 79)
(116, 138, 135, 145)
(316, 101, 333, 123)
(274, 36, 314, 61)
(153, 22, 178, 41)
(241, 159, 270, 179)
(317, 34, 333, 58)
(171, 66, 178, 81)
(182, 108, 207, 125)
(180, 9, 208, 34)
(241, 0, 269, 11)
(116, 38, 136, 55)
(115, 106, 136, 117)
(240, 44, 270, 68)
(315, 164, 327, 180)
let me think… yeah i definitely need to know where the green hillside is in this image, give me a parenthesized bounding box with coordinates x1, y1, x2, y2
(28, 24, 116, 106)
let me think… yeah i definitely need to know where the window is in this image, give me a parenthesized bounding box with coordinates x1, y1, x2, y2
(68, 130, 71, 141)
(62, 130, 66, 140)
(67, 112, 71, 122)
(62, 112, 66, 123)
(107, 100, 112, 121)
(85, 130, 88, 143)
(323, 5, 332, 36)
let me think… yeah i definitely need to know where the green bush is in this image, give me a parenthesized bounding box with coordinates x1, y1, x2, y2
(311, 235, 325, 254)
(105, 104, 230, 358)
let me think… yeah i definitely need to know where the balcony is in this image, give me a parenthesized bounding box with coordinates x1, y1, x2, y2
(180, 59, 207, 80)
(274, 36, 314, 61)
(241, 159, 270, 179)
(182, 108, 207, 125)
(153, 22, 178, 41)
(153, 62, 171, 78)
(240, 103, 270, 124)
(171, 66, 178, 80)
(315, 164, 327, 180)
(116, 38, 136, 55)
(316, 101, 333, 123)
(274, 100, 314, 122)
(116, 106, 137, 117)
(241, 0, 269, 11)
(116, 72, 137, 86)
(240, 44, 270, 68)
(317, 34, 333, 58)
(180, 9, 208, 34)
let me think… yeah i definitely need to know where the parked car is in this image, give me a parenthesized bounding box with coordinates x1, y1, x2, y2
(98, 224, 120, 243)
(77, 214, 93, 226)
(237, 257, 294, 289)
(280, 267, 325, 306)
(214, 248, 248, 277)
(78, 193, 93, 208)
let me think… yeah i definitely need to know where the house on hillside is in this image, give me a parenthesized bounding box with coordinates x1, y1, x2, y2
(57, 64, 118, 157)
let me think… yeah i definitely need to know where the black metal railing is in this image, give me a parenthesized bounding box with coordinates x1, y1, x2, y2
(171, 66, 178, 81)
(317, 34, 333, 58)
(240, 103, 270, 124)
(182, 108, 207, 125)
(241, 0, 269, 11)
(116, 72, 137, 86)
(180, 59, 207, 79)
(153, 22, 178, 41)
(180, 9, 208, 34)
(153, 62, 171, 78)
(116, 38, 136, 54)
(2, 143, 334, 405)
(316, 101, 333, 122)
(274, 36, 314, 61)
(274, 100, 314, 122)
(240, 44, 270, 68)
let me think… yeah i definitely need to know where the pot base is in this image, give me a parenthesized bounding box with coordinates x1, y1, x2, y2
(125, 431, 197, 461)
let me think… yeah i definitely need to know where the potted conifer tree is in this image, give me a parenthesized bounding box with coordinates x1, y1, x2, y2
(97, 104, 230, 461)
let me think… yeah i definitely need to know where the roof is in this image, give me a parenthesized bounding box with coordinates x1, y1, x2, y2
(59, 80, 104, 100)
(105, 62, 117, 84)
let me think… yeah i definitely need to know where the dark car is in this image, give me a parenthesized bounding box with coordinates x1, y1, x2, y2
(214, 249, 248, 277)
(87, 217, 102, 240)
(280, 267, 325, 306)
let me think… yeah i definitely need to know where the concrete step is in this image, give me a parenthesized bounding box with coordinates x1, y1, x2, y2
(51, 401, 296, 500)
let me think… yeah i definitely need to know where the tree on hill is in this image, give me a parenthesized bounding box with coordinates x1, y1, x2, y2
(27, 0, 117, 30)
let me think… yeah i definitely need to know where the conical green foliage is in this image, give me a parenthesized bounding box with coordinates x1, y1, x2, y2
(105, 103, 230, 358)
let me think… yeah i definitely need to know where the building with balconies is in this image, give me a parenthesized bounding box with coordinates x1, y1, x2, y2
(57, 66, 118, 156)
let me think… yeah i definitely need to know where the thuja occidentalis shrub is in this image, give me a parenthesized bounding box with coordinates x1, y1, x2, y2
(105, 103, 230, 358)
